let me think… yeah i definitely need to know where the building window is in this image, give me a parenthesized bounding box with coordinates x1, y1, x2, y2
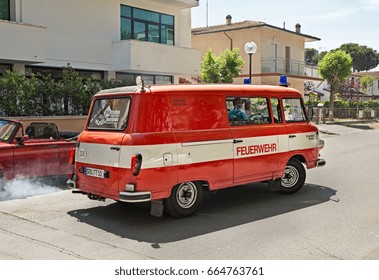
(77, 69, 104, 81)
(0, 0, 10, 20)
(155, 75, 173, 84)
(0, 64, 11, 76)
(116, 72, 173, 85)
(25, 66, 104, 81)
(120, 5, 174, 46)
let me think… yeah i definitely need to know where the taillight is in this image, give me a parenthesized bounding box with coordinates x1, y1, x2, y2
(68, 148, 76, 165)
(131, 154, 142, 176)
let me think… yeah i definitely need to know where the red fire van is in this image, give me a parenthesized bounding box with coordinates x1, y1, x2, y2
(67, 82, 325, 218)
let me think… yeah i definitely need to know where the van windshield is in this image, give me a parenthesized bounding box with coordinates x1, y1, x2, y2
(87, 97, 131, 130)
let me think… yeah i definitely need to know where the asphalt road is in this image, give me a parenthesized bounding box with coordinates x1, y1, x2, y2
(0, 125, 378, 260)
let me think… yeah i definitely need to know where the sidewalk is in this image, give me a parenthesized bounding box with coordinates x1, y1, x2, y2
(316, 124, 360, 136)
(316, 120, 379, 136)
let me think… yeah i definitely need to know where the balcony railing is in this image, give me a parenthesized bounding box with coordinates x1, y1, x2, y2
(112, 39, 200, 75)
(261, 57, 305, 76)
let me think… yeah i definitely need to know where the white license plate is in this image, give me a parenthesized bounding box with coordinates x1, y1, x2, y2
(85, 167, 105, 178)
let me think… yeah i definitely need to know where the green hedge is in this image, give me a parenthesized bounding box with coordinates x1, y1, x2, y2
(306, 99, 379, 110)
(0, 68, 132, 117)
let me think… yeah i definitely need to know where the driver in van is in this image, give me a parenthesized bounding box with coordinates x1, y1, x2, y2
(228, 97, 248, 121)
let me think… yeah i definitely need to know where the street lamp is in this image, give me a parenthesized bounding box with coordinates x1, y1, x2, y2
(244, 42, 257, 84)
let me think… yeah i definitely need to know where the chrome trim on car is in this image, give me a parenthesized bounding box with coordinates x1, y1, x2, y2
(119, 191, 151, 203)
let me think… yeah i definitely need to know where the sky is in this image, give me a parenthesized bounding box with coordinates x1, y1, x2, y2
(191, 0, 379, 53)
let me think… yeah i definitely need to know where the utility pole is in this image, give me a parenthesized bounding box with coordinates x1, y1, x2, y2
(206, 0, 209, 27)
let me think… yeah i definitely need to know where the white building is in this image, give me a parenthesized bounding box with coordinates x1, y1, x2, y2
(352, 71, 379, 100)
(304, 66, 329, 102)
(0, 0, 200, 84)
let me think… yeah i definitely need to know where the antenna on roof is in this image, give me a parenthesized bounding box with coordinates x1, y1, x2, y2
(136, 76, 146, 93)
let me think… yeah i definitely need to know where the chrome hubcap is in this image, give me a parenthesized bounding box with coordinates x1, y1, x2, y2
(176, 182, 197, 208)
(281, 165, 299, 188)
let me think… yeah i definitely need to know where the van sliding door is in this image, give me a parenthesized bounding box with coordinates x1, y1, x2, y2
(227, 96, 279, 184)
(170, 95, 234, 190)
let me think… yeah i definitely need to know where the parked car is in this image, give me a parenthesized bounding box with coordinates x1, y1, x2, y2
(0, 119, 77, 188)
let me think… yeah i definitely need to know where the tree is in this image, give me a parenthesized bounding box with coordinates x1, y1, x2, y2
(200, 48, 244, 83)
(319, 51, 328, 61)
(18, 75, 39, 116)
(337, 43, 379, 72)
(305, 49, 328, 66)
(360, 75, 375, 93)
(0, 70, 28, 116)
(0, 1, 9, 20)
(200, 49, 220, 83)
(305, 48, 320, 65)
(218, 49, 244, 83)
(348, 77, 362, 118)
(0, 67, 136, 117)
(33, 73, 64, 116)
(60, 66, 87, 115)
(318, 50, 352, 121)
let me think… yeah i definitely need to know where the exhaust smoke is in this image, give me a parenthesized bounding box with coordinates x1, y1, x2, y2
(0, 178, 63, 201)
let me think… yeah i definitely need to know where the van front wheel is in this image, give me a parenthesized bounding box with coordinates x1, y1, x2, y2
(164, 181, 203, 218)
(280, 159, 306, 194)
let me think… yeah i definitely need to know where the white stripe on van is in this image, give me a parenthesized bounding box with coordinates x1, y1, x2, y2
(76, 132, 319, 170)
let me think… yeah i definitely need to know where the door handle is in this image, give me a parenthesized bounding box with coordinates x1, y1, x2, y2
(47, 145, 58, 148)
(233, 139, 243, 144)
(289, 135, 296, 138)
(110, 147, 120, 151)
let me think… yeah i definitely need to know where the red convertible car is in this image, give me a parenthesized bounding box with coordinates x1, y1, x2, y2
(0, 119, 77, 187)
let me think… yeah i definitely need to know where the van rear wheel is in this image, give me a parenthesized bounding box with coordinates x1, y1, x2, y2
(280, 159, 306, 194)
(164, 181, 203, 218)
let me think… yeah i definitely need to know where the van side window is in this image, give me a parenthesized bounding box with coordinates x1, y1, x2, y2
(271, 98, 282, 123)
(283, 98, 307, 122)
(227, 97, 271, 126)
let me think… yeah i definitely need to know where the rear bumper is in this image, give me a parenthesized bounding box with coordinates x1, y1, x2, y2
(68, 177, 151, 203)
(119, 191, 152, 203)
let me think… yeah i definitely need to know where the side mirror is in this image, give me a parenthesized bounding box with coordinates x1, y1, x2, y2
(16, 134, 29, 145)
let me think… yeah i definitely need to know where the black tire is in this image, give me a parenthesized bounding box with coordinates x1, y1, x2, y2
(280, 158, 306, 194)
(164, 181, 203, 218)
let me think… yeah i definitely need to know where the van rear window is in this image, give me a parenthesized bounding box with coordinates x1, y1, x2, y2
(88, 97, 130, 130)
